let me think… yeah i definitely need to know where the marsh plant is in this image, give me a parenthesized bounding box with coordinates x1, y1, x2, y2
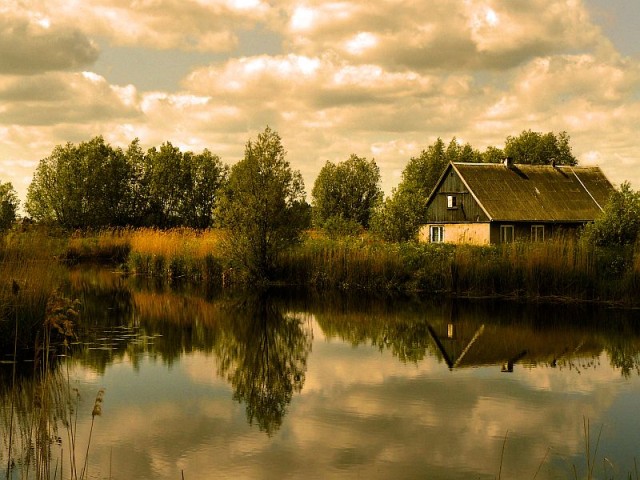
(1, 288, 106, 480)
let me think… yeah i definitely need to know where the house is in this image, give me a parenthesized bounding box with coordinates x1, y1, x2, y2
(420, 159, 615, 245)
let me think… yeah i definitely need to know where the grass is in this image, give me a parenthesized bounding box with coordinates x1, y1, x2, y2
(56, 228, 640, 305)
(1, 285, 105, 480)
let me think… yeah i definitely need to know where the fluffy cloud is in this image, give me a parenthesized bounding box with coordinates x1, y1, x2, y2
(10, 0, 272, 53)
(0, 72, 141, 126)
(283, 0, 602, 71)
(0, 13, 98, 74)
(1, 0, 640, 204)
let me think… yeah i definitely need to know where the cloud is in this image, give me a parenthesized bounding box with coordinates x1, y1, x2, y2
(0, 13, 99, 74)
(23, 0, 275, 53)
(282, 0, 603, 71)
(0, 72, 141, 126)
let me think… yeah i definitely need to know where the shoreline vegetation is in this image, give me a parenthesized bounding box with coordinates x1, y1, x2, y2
(60, 227, 640, 306)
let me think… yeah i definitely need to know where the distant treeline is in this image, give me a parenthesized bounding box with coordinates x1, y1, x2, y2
(25, 137, 228, 230)
(1, 129, 577, 235)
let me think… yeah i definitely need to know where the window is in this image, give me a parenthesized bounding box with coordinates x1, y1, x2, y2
(531, 225, 544, 242)
(430, 225, 444, 243)
(500, 225, 514, 243)
(447, 195, 457, 209)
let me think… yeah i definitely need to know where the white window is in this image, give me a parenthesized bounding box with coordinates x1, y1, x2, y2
(447, 195, 457, 209)
(500, 225, 514, 243)
(531, 225, 544, 242)
(430, 225, 444, 243)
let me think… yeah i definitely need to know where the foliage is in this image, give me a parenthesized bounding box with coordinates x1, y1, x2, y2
(372, 138, 478, 242)
(217, 127, 308, 281)
(311, 154, 383, 230)
(0, 180, 19, 232)
(582, 182, 640, 247)
(504, 130, 577, 165)
(25, 136, 227, 230)
(370, 187, 423, 242)
(26, 137, 132, 229)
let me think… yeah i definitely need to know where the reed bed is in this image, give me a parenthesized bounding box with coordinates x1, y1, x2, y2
(59, 227, 640, 304)
(0, 230, 67, 351)
(64, 228, 226, 283)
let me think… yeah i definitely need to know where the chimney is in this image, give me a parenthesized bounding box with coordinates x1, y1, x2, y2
(503, 156, 513, 168)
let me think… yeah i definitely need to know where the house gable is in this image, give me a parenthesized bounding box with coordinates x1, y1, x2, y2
(425, 163, 491, 223)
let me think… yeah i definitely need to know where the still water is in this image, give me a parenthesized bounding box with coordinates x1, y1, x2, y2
(2, 266, 640, 479)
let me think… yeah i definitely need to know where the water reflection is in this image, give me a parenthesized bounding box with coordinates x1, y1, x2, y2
(3, 267, 640, 479)
(215, 295, 312, 434)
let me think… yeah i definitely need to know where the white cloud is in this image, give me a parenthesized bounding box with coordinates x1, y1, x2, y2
(1, 0, 640, 201)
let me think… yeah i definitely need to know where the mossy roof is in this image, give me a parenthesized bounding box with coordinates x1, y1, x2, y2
(449, 162, 615, 222)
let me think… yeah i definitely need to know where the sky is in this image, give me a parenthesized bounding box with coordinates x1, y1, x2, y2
(1, 0, 639, 207)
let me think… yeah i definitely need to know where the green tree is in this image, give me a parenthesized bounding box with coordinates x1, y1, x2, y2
(180, 149, 228, 229)
(373, 138, 471, 242)
(504, 130, 577, 165)
(480, 145, 505, 163)
(583, 182, 640, 247)
(144, 142, 185, 228)
(217, 127, 307, 281)
(312, 154, 382, 231)
(26, 137, 132, 229)
(0, 181, 19, 232)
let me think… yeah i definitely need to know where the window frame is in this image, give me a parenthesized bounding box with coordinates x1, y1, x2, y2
(447, 195, 457, 209)
(500, 225, 514, 243)
(430, 225, 444, 243)
(531, 225, 545, 242)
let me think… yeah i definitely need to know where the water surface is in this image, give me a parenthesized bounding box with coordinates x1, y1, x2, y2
(2, 267, 640, 479)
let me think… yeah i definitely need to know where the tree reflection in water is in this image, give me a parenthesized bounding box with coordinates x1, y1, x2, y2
(215, 294, 312, 435)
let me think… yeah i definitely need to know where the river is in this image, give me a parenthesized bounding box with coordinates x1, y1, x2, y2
(2, 266, 640, 479)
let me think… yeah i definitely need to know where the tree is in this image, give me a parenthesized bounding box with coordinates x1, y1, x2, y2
(0, 181, 19, 232)
(217, 127, 307, 281)
(144, 142, 185, 228)
(180, 149, 228, 229)
(504, 130, 577, 165)
(26, 136, 227, 229)
(26, 137, 132, 229)
(311, 154, 382, 231)
(582, 182, 640, 247)
(372, 138, 476, 242)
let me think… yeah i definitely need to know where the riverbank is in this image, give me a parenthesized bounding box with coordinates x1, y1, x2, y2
(61, 228, 640, 306)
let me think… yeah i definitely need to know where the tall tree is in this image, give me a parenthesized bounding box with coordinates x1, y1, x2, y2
(145, 142, 185, 228)
(0, 181, 19, 232)
(26, 137, 131, 229)
(217, 127, 307, 281)
(311, 154, 382, 230)
(504, 130, 577, 165)
(180, 149, 228, 229)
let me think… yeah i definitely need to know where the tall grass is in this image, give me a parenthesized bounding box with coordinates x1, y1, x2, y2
(65, 228, 226, 284)
(0, 230, 67, 349)
(60, 228, 640, 304)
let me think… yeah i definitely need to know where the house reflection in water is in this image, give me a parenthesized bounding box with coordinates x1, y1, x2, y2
(426, 308, 601, 373)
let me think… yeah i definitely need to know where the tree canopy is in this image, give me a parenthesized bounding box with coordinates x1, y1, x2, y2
(504, 130, 577, 165)
(25, 136, 227, 229)
(0, 181, 19, 232)
(217, 127, 308, 281)
(311, 154, 382, 232)
(582, 182, 640, 247)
